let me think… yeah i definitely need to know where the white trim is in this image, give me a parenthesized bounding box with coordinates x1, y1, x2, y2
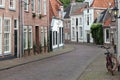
(24, 0, 29, 11)
(4, 17, 11, 54)
(23, 26, 28, 49)
(9, 0, 16, 10)
(28, 26, 33, 48)
(31, 0, 35, 12)
(0, 0, 5, 8)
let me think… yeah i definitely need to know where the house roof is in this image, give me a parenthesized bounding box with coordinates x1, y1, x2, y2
(64, 5, 71, 18)
(95, 9, 116, 27)
(91, 0, 115, 8)
(49, 0, 63, 22)
(70, 2, 87, 16)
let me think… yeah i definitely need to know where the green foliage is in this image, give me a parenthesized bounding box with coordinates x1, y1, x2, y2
(60, 0, 84, 8)
(91, 23, 103, 45)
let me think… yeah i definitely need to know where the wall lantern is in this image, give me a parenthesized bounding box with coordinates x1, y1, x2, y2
(112, 6, 119, 18)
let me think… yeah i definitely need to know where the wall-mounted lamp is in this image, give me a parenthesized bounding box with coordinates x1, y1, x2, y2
(112, 6, 120, 18)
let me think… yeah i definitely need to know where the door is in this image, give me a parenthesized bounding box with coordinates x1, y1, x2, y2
(76, 32, 78, 42)
(87, 33, 90, 43)
(14, 30, 17, 57)
(35, 26, 39, 45)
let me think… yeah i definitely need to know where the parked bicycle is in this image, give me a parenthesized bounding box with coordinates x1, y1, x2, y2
(101, 45, 119, 75)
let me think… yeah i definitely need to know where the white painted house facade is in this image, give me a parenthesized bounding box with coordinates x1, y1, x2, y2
(51, 17, 64, 49)
(71, 15, 84, 42)
(83, 8, 94, 43)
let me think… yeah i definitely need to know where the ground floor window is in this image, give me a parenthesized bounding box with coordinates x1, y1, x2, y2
(4, 18, 11, 53)
(72, 27, 75, 39)
(24, 26, 33, 49)
(105, 28, 110, 42)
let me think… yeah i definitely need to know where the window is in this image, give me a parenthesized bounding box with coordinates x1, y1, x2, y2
(43, 0, 46, 15)
(72, 18, 74, 25)
(79, 18, 82, 25)
(79, 27, 82, 37)
(87, 15, 89, 25)
(24, 0, 29, 11)
(31, 0, 35, 12)
(0, 0, 5, 8)
(72, 27, 75, 38)
(28, 26, 32, 48)
(38, 0, 41, 13)
(9, 0, 15, 10)
(4, 18, 11, 52)
(0, 17, 2, 54)
(24, 26, 27, 49)
(106, 29, 110, 42)
(14, 19, 18, 29)
(41, 27, 44, 46)
(76, 18, 78, 26)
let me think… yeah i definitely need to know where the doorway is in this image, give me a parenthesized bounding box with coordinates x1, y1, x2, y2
(35, 26, 39, 45)
(87, 33, 90, 43)
(14, 30, 17, 57)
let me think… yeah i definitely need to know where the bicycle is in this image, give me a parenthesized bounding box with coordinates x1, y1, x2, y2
(101, 45, 119, 75)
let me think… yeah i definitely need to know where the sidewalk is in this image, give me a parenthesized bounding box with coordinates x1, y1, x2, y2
(0, 45, 74, 71)
(79, 51, 120, 80)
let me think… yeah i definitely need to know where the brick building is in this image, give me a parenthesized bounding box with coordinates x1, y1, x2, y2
(0, 0, 48, 58)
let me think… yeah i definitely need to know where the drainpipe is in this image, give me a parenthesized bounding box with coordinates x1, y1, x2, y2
(19, 0, 24, 58)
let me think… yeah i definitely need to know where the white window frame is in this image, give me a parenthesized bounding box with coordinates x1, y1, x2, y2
(9, 0, 16, 10)
(31, 0, 35, 12)
(4, 18, 11, 53)
(0, 17, 2, 54)
(24, 26, 28, 49)
(72, 27, 75, 39)
(43, 0, 47, 15)
(28, 26, 32, 48)
(41, 27, 44, 46)
(24, 0, 29, 11)
(38, 0, 41, 13)
(0, 0, 5, 8)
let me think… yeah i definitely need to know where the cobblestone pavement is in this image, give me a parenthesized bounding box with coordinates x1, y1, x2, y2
(79, 52, 120, 80)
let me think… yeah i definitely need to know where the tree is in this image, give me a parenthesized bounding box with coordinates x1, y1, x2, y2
(91, 23, 103, 45)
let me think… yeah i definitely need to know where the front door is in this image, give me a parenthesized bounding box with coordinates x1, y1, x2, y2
(87, 33, 90, 43)
(14, 30, 17, 57)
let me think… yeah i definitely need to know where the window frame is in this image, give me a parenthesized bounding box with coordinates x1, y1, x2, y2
(31, 0, 35, 12)
(9, 0, 16, 10)
(0, 0, 5, 8)
(24, 0, 29, 11)
(4, 17, 11, 53)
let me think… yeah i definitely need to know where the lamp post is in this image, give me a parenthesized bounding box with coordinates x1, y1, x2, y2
(112, 6, 120, 63)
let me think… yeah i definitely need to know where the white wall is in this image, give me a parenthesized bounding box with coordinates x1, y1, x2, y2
(70, 15, 84, 42)
(83, 8, 94, 43)
(51, 19, 64, 49)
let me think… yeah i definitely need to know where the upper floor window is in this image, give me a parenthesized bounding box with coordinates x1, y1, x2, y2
(79, 18, 82, 25)
(87, 15, 89, 25)
(24, 0, 29, 11)
(31, 0, 35, 12)
(38, 0, 41, 13)
(43, 0, 47, 15)
(76, 18, 78, 26)
(0, 0, 5, 8)
(9, 0, 16, 10)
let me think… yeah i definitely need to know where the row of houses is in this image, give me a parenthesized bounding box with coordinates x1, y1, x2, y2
(0, 0, 64, 58)
(64, 0, 116, 44)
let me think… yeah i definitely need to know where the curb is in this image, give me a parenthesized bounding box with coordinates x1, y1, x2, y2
(0, 45, 75, 71)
